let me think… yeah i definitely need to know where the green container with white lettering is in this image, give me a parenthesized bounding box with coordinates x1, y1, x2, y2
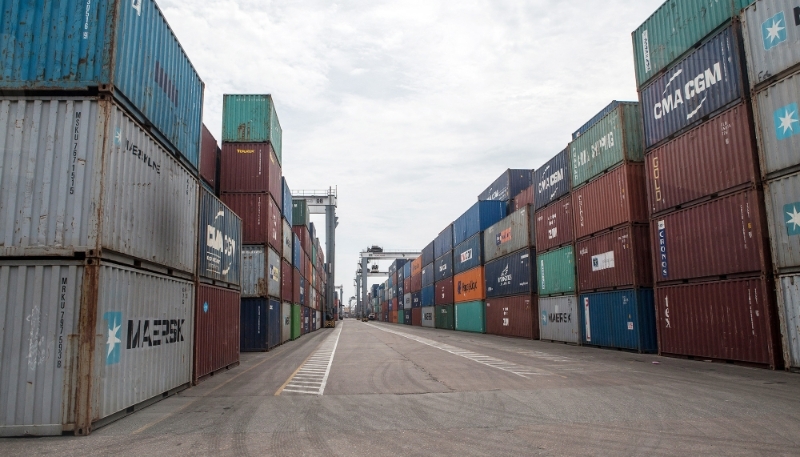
(435, 304, 455, 330)
(291, 304, 301, 340)
(537, 245, 576, 297)
(570, 102, 644, 188)
(455, 301, 485, 334)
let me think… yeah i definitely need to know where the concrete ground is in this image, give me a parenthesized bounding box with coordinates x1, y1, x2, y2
(2, 319, 800, 456)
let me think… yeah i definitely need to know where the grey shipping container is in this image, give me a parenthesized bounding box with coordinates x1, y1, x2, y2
(453, 233, 484, 275)
(742, 0, 800, 90)
(282, 220, 293, 263)
(483, 206, 534, 263)
(539, 295, 580, 344)
(404, 293, 412, 310)
(198, 187, 242, 286)
(764, 171, 800, 273)
(0, 97, 199, 273)
(282, 302, 292, 344)
(478, 169, 534, 202)
(533, 148, 570, 210)
(0, 259, 194, 436)
(421, 306, 435, 328)
(753, 69, 800, 178)
(241, 246, 281, 298)
(777, 274, 800, 369)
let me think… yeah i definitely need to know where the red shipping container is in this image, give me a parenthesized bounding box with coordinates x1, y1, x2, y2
(194, 284, 240, 384)
(652, 188, 770, 283)
(645, 103, 759, 216)
(292, 226, 312, 255)
(576, 224, 652, 292)
(412, 308, 422, 326)
(305, 276, 311, 308)
(573, 163, 648, 240)
(534, 194, 574, 252)
(281, 259, 292, 301)
(409, 273, 422, 293)
(200, 124, 218, 190)
(305, 254, 313, 281)
(389, 297, 396, 312)
(435, 278, 454, 305)
(293, 269, 301, 303)
(219, 142, 282, 202)
(485, 294, 538, 339)
(512, 186, 534, 212)
(220, 193, 282, 250)
(656, 278, 781, 368)
(390, 311, 398, 323)
(404, 277, 411, 292)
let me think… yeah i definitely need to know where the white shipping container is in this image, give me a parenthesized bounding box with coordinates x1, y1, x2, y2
(421, 306, 435, 328)
(0, 260, 194, 436)
(0, 97, 199, 272)
(742, 0, 800, 90)
(777, 274, 800, 369)
(753, 70, 800, 177)
(538, 295, 580, 344)
(765, 172, 800, 272)
(404, 293, 412, 310)
(282, 220, 292, 263)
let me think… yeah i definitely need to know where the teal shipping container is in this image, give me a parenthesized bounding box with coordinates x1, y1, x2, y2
(580, 289, 657, 353)
(537, 245, 576, 296)
(455, 301, 486, 333)
(222, 95, 283, 164)
(0, 0, 205, 171)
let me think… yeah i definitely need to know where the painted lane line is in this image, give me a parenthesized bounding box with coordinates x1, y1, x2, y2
(276, 326, 342, 396)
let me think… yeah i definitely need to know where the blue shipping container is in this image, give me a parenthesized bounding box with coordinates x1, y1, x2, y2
(404, 309, 412, 325)
(641, 25, 746, 149)
(422, 241, 435, 266)
(412, 292, 422, 308)
(240, 298, 281, 351)
(403, 262, 412, 278)
(303, 306, 310, 334)
(435, 251, 454, 281)
(484, 249, 534, 298)
(422, 262, 435, 287)
(421, 285, 435, 307)
(435, 225, 454, 259)
(453, 234, 484, 275)
(293, 234, 301, 269)
(453, 200, 507, 246)
(299, 277, 306, 305)
(580, 289, 657, 353)
(371, 284, 379, 297)
(282, 178, 293, 226)
(1, 0, 205, 171)
(533, 148, 571, 210)
(198, 187, 242, 286)
(478, 169, 534, 202)
(572, 101, 622, 140)
(396, 277, 404, 299)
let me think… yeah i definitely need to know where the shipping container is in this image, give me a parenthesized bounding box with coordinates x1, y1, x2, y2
(421, 307, 435, 328)
(221, 95, 282, 163)
(483, 206, 534, 262)
(240, 298, 281, 351)
(534, 195, 574, 252)
(281, 178, 293, 225)
(198, 187, 242, 286)
(572, 101, 623, 140)
(281, 259, 293, 301)
(478, 169, 534, 202)
(435, 278, 455, 305)
(435, 305, 455, 330)
(403, 262, 412, 278)
(412, 308, 422, 326)
(653, 188, 770, 282)
(533, 148, 570, 210)
(412, 292, 422, 308)
(398, 309, 406, 325)
(404, 293, 412, 310)
(409, 273, 422, 293)
(200, 125, 218, 190)
(537, 245, 577, 296)
(455, 301, 486, 333)
(570, 102, 644, 187)
(281, 220, 293, 263)
(194, 284, 240, 384)
(453, 201, 508, 246)
(512, 185, 535, 212)
(764, 171, 800, 272)
(435, 225, 454, 259)
(422, 241, 435, 266)
(539, 295, 580, 344)
(0, 97, 199, 272)
(576, 225, 653, 292)
(632, 0, 753, 88)
(303, 306, 310, 334)
(581, 289, 657, 353)
(218, 143, 282, 200)
(742, 0, 800, 89)
(316, 310, 321, 331)
(752, 69, 800, 178)
(656, 278, 780, 367)
(292, 269, 301, 304)
(777, 274, 800, 369)
(390, 310, 398, 323)
(241, 246, 281, 298)
(291, 304, 301, 339)
(645, 103, 759, 215)
(485, 295, 537, 339)
(641, 25, 747, 149)
(292, 234, 302, 269)
(454, 267, 486, 303)
(484, 249, 534, 298)
(421, 263, 434, 287)
(421, 285, 435, 307)
(434, 251, 454, 281)
(281, 302, 291, 343)
(411, 257, 423, 276)
(0, 260, 194, 436)
(453, 233, 484, 274)
(573, 163, 648, 240)
(220, 193, 281, 250)
(0, 0, 206, 169)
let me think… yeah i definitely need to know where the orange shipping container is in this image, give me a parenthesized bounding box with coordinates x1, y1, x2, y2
(453, 267, 485, 303)
(390, 310, 398, 323)
(411, 256, 423, 276)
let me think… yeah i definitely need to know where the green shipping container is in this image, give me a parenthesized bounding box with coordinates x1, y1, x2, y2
(455, 301, 485, 334)
(292, 200, 310, 227)
(398, 310, 405, 325)
(632, 0, 754, 89)
(537, 245, 576, 296)
(291, 304, 301, 340)
(570, 103, 644, 188)
(435, 305, 455, 330)
(222, 94, 283, 163)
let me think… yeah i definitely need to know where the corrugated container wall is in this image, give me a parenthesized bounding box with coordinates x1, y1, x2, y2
(200, 125, 218, 189)
(534, 195, 574, 252)
(421, 307, 435, 328)
(581, 289, 657, 353)
(0, 97, 199, 273)
(281, 259, 292, 301)
(221, 95, 282, 163)
(533, 148, 570, 210)
(484, 249, 534, 298)
(454, 267, 485, 303)
(282, 178, 293, 226)
(764, 172, 800, 272)
(742, 0, 800, 90)
(292, 234, 301, 269)
(570, 102, 644, 187)
(752, 69, 800, 178)
(575, 225, 652, 291)
(282, 220, 292, 262)
(778, 274, 800, 369)
(640, 25, 747, 149)
(412, 308, 422, 326)
(478, 169, 534, 202)
(422, 241, 435, 266)
(485, 295, 537, 339)
(292, 200, 310, 227)
(537, 246, 576, 296)
(421, 285, 435, 307)
(455, 301, 486, 333)
(220, 193, 281, 250)
(453, 200, 507, 246)
(435, 251, 454, 281)
(219, 143, 282, 199)
(241, 246, 281, 298)
(573, 101, 622, 140)
(453, 234, 483, 274)
(240, 298, 281, 351)
(572, 163, 648, 239)
(0, 0, 205, 170)
(539, 295, 580, 343)
(194, 285, 240, 384)
(435, 278, 455, 305)
(435, 225, 453, 259)
(631, 0, 754, 88)
(421, 263, 434, 287)
(435, 304, 455, 330)
(483, 206, 534, 262)
(512, 186, 535, 212)
(198, 187, 242, 286)
(281, 302, 291, 343)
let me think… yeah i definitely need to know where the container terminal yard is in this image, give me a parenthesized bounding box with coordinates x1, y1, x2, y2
(1, 0, 800, 455)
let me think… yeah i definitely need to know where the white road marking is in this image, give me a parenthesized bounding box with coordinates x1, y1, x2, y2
(278, 326, 342, 396)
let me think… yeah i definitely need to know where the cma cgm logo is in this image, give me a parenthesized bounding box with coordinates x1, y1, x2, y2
(537, 165, 565, 199)
(762, 11, 793, 51)
(104, 312, 186, 365)
(786, 202, 800, 236)
(460, 249, 473, 263)
(774, 103, 800, 140)
(457, 280, 478, 294)
(653, 63, 722, 120)
(496, 228, 512, 246)
(207, 210, 238, 276)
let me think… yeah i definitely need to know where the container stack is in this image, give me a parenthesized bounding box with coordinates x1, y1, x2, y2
(292, 200, 313, 337)
(0, 0, 207, 435)
(200, 124, 221, 196)
(634, 0, 780, 367)
(280, 179, 294, 344)
(434, 225, 456, 330)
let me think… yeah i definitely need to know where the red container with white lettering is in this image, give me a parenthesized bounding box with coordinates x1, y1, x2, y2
(534, 194, 574, 253)
(575, 224, 652, 292)
(485, 294, 538, 339)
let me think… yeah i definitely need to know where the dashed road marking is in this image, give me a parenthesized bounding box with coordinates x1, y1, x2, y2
(276, 326, 342, 396)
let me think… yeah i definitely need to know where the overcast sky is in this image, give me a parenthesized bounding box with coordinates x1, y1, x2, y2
(161, 0, 662, 307)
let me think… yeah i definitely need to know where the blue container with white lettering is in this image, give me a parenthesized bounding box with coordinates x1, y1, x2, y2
(484, 249, 534, 298)
(453, 201, 507, 246)
(640, 24, 747, 149)
(293, 234, 301, 270)
(0, 0, 205, 172)
(533, 148, 571, 210)
(421, 285, 435, 307)
(241, 298, 281, 351)
(299, 276, 306, 305)
(404, 309, 412, 325)
(282, 178, 293, 226)
(422, 262, 435, 287)
(198, 187, 242, 286)
(478, 169, 534, 203)
(412, 292, 422, 309)
(580, 289, 657, 353)
(453, 234, 484, 275)
(435, 251, 454, 281)
(434, 225, 454, 259)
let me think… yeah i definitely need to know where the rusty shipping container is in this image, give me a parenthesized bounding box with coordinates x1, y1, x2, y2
(409, 273, 422, 293)
(194, 284, 240, 384)
(454, 267, 485, 303)
(241, 246, 281, 299)
(485, 295, 538, 339)
(200, 124, 219, 190)
(220, 193, 282, 251)
(512, 185, 535, 212)
(412, 308, 422, 326)
(777, 274, 800, 369)
(645, 103, 759, 216)
(534, 195, 574, 252)
(483, 206, 534, 262)
(219, 142, 282, 199)
(435, 278, 455, 305)
(576, 224, 652, 292)
(653, 188, 770, 283)
(764, 171, 800, 273)
(292, 225, 311, 255)
(198, 187, 242, 286)
(573, 163, 648, 240)
(656, 278, 781, 368)
(411, 257, 423, 276)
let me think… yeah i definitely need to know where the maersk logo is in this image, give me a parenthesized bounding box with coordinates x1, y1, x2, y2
(762, 11, 787, 51)
(541, 310, 548, 326)
(774, 103, 800, 140)
(786, 202, 800, 236)
(104, 312, 123, 366)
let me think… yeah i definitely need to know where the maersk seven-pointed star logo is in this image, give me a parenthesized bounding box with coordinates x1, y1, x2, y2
(762, 11, 787, 51)
(785, 202, 800, 236)
(104, 312, 122, 365)
(774, 103, 800, 140)
(541, 310, 548, 326)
